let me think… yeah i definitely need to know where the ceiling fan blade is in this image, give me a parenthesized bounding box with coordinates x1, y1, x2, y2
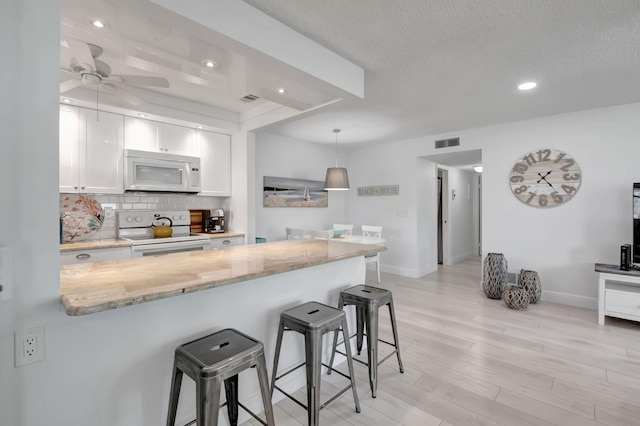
(104, 83, 145, 106)
(60, 79, 83, 93)
(111, 74, 170, 88)
(62, 37, 97, 73)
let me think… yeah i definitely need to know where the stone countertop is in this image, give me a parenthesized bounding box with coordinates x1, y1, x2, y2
(60, 239, 131, 252)
(59, 233, 245, 252)
(60, 239, 385, 316)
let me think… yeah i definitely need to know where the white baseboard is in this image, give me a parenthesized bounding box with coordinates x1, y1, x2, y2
(541, 290, 597, 310)
(378, 263, 437, 279)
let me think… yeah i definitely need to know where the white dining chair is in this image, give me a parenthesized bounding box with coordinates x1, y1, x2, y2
(332, 224, 353, 236)
(361, 225, 383, 282)
(286, 227, 309, 240)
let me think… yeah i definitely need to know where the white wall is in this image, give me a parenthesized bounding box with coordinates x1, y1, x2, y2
(254, 132, 347, 242)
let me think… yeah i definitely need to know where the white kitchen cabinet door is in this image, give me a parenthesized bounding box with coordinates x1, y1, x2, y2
(59, 106, 123, 194)
(84, 110, 124, 193)
(198, 131, 231, 196)
(162, 123, 197, 155)
(124, 116, 162, 152)
(124, 117, 197, 156)
(59, 105, 82, 192)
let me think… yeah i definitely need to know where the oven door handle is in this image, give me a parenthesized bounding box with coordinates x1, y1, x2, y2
(131, 240, 209, 254)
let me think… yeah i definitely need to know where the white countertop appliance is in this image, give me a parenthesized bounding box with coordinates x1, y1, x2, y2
(117, 209, 210, 257)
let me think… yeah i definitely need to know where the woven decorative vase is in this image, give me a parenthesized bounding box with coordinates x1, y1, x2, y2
(482, 253, 508, 299)
(502, 285, 530, 310)
(518, 269, 541, 304)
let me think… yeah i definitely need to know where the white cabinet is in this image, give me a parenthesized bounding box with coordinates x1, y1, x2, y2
(60, 247, 130, 265)
(124, 116, 197, 156)
(59, 105, 124, 194)
(208, 236, 243, 249)
(597, 264, 640, 325)
(198, 130, 231, 196)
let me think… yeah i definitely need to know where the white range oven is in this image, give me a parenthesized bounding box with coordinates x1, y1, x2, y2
(116, 209, 210, 257)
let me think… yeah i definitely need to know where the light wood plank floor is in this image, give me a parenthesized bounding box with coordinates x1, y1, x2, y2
(246, 257, 640, 425)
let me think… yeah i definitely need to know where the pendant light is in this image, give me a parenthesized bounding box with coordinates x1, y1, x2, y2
(324, 129, 350, 190)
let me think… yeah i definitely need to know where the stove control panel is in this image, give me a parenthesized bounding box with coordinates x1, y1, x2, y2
(116, 210, 192, 228)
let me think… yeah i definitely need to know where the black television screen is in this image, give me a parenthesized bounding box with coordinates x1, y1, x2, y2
(634, 183, 640, 265)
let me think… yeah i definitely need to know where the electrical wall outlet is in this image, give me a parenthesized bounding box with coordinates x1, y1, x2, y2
(15, 326, 45, 367)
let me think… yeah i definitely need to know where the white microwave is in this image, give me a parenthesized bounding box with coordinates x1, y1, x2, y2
(124, 149, 201, 193)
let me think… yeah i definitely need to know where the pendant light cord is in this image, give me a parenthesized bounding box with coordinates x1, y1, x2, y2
(333, 128, 340, 167)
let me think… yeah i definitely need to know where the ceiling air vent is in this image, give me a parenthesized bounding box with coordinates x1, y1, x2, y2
(240, 94, 260, 103)
(434, 137, 460, 149)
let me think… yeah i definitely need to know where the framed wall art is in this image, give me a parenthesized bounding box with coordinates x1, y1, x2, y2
(263, 176, 328, 208)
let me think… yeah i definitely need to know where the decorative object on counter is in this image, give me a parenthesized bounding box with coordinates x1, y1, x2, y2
(357, 185, 400, 196)
(59, 194, 104, 242)
(324, 128, 350, 190)
(518, 269, 541, 303)
(167, 328, 275, 426)
(502, 285, 530, 310)
(482, 252, 508, 299)
(263, 176, 328, 208)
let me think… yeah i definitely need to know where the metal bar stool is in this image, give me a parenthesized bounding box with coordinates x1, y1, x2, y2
(328, 285, 404, 398)
(271, 301, 361, 426)
(166, 328, 275, 426)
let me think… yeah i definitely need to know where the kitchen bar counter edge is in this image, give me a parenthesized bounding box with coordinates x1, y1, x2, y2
(60, 239, 385, 316)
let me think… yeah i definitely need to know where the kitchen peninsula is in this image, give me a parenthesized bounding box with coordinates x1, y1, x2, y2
(61, 239, 385, 316)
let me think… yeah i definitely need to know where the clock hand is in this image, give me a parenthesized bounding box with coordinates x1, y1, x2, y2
(537, 171, 555, 188)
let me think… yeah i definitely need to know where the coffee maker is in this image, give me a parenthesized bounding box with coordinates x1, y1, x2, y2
(206, 208, 225, 233)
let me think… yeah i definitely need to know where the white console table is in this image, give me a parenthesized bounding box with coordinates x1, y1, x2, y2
(595, 263, 640, 325)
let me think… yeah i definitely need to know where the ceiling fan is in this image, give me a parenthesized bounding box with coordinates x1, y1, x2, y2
(60, 37, 170, 106)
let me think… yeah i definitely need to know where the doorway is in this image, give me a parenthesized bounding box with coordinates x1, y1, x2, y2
(437, 171, 443, 264)
(437, 168, 449, 265)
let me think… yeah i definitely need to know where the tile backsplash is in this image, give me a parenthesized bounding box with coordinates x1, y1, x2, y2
(64, 193, 226, 240)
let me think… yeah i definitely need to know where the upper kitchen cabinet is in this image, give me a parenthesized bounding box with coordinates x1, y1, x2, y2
(198, 130, 231, 197)
(59, 105, 124, 194)
(124, 116, 197, 156)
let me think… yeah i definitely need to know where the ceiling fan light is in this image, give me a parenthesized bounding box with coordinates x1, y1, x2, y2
(324, 167, 350, 190)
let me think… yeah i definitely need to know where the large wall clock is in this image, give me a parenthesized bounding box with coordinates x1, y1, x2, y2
(509, 148, 581, 208)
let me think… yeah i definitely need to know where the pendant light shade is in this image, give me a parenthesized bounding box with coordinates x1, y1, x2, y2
(324, 129, 350, 190)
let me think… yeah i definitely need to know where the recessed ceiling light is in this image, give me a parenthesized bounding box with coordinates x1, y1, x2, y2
(473, 165, 483, 173)
(277, 87, 286, 94)
(138, 114, 147, 118)
(518, 81, 537, 91)
(197, 125, 203, 129)
(62, 98, 71, 103)
(202, 60, 217, 69)
(91, 20, 105, 29)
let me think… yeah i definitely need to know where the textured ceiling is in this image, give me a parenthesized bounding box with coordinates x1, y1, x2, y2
(243, 0, 640, 145)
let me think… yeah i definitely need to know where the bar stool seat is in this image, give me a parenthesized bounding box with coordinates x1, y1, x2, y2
(271, 301, 360, 426)
(329, 285, 404, 398)
(166, 328, 275, 426)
